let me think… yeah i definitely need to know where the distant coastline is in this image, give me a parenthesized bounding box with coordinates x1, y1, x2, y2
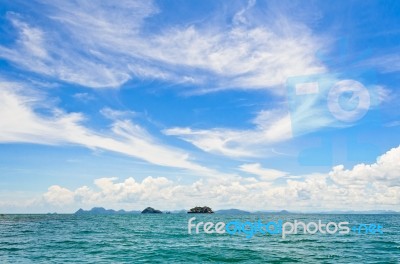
(72, 207, 400, 215)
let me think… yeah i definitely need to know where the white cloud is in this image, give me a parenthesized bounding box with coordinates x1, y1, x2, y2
(239, 163, 288, 181)
(0, 14, 133, 88)
(329, 145, 400, 187)
(31, 145, 400, 212)
(164, 109, 292, 157)
(0, 80, 216, 175)
(232, 0, 256, 26)
(164, 77, 389, 158)
(0, 1, 397, 214)
(10, 17, 49, 59)
(147, 25, 325, 93)
(100, 107, 136, 120)
(0, 0, 325, 91)
(364, 53, 400, 73)
(73, 92, 95, 103)
(0, 145, 396, 213)
(43, 185, 75, 206)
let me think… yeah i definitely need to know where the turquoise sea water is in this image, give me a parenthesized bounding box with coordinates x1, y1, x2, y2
(0, 214, 399, 263)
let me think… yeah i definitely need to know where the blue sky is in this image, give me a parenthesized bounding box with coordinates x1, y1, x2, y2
(0, 0, 399, 213)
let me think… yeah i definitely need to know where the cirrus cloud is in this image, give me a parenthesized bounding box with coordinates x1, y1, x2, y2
(0, 0, 326, 91)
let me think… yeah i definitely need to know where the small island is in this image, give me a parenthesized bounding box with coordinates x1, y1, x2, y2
(188, 206, 214, 214)
(141, 207, 162, 214)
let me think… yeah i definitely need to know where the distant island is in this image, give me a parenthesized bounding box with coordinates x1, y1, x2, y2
(253, 210, 291, 214)
(215, 209, 250, 215)
(309, 210, 400, 215)
(188, 206, 214, 214)
(75, 207, 140, 215)
(74, 207, 165, 215)
(73, 207, 400, 215)
(141, 207, 162, 214)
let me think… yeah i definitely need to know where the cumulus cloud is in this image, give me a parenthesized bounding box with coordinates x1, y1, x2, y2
(35, 145, 400, 212)
(0, 0, 396, 214)
(43, 185, 74, 206)
(330, 145, 400, 187)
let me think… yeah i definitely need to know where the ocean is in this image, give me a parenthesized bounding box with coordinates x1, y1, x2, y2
(0, 214, 399, 263)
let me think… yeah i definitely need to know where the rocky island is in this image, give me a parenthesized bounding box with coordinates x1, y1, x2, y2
(188, 206, 214, 214)
(141, 207, 162, 214)
(74, 207, 140, 215)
